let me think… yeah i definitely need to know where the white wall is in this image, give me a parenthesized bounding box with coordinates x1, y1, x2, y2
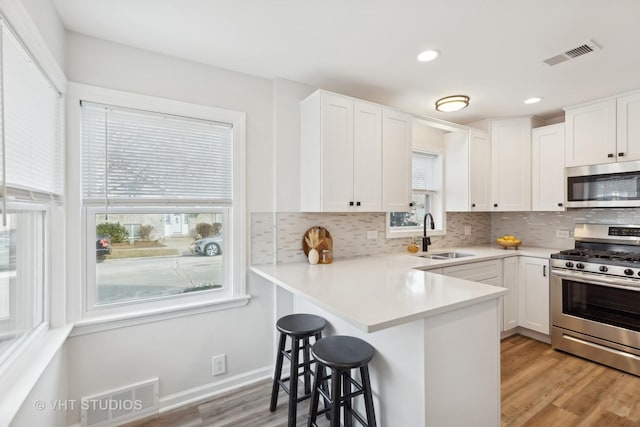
(273, 78, 316, 212)
(19, 0, 65, 69)
(63, 32, 277, 423)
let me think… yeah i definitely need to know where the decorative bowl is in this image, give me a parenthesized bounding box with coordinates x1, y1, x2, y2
(496, 238, 522, 250)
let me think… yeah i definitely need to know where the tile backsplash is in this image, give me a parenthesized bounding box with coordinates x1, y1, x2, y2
(251, 211, 491, 264)
(251, 208, 640, 265)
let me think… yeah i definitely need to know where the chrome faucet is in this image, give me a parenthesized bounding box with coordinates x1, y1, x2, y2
(422, 212, 435, 252)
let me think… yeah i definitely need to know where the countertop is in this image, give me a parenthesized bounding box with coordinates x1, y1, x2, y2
(251, 245, 559, 333)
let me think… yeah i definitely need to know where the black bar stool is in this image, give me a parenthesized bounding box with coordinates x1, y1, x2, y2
(307, 335, 377, 427)
(270, 313, 327, 426)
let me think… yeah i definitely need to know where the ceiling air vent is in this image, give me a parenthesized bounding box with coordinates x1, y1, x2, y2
(543, 40, 601, 67)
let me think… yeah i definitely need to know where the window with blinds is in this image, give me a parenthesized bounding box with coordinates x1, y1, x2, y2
(81, 102, 233, 203)
(79, 97, 242, 311)
(387, 150, 445, 237)
(0, 20, 61, 367)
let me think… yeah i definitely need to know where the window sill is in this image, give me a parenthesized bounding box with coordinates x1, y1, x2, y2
(71, 295, 251, 337)
(0, 324, 72, 427)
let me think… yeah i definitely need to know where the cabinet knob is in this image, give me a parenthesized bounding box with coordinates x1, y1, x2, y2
(471, 203, 476, 208)
(356, 201, 361, 206)
(558, 202, 563, 207)
(619, 152, 625, 157)
(493, 203, 498, 208)
(409, 202, 415, 207)
(608, 153, 614, 158)
(349, 201, 354, 206)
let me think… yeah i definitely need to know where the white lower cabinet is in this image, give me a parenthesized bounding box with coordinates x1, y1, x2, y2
(502, 257, 519, 331)
(518, 257, 550, 334)
(441, 259, 502, 286)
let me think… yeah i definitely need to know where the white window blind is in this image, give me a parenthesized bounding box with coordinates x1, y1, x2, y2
(412, 152, 437, 191)
(81, 102, 233, 202)
(1, 24, 63, 197)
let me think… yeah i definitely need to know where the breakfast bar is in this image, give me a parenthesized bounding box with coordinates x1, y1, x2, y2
(251, 253, 509, 427)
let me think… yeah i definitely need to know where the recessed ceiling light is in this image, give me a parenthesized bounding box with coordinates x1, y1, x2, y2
(417, 49, 440, 62)
(524, 97, 543, 104)
(435, 95, 470, 112)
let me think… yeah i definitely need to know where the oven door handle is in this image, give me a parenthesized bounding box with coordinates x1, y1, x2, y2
(551, 269, 640, 291)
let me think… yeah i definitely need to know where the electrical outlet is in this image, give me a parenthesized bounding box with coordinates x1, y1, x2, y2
(464, 226, 472, 236)
(556, 230, 570, 238)
(366, 230, 378, 239)
(212, 354, 226, 376)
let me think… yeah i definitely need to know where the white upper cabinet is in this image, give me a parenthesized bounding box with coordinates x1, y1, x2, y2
(490, 117, 538, 211)
(566, 90, 640, 167)
(565, 99, 616, 167)
(444, 129, 491, 211)
(300, 90, 411, 212)
(532, 123, 565, 211)
(469, 130, 492, 211)
(617, 91, 640, 162)
(381, 108, 412, 211)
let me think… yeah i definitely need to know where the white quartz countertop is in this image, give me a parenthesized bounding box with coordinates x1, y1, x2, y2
(251, 246, 558, 333)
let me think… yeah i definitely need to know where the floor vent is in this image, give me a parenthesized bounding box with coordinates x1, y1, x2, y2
(80, 378, 159, 427)
(543, 40, 601, 67)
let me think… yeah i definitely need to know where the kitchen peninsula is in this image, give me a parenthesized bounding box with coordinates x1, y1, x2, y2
(251, 251, 512, 427)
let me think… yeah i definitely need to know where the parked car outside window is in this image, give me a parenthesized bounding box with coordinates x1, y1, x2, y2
(194, 234, 223, 256)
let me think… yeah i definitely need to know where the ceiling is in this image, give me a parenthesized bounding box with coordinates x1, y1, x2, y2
(51, 0, 640, 124)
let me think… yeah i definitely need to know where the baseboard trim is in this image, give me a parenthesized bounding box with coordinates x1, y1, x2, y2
(159, 366, 272, 413)
(501, 327, 550, 344)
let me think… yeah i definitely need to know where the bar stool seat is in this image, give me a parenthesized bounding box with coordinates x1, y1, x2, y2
(308, 335, 377, 427)
(270, 313, 327, 427)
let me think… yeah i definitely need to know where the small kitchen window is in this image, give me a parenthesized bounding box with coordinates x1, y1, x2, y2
(386, 150, 445, 238)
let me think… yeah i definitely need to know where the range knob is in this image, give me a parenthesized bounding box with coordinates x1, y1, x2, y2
(599, 266, 608, 272)
(565, 262, 574, 268)
(624, 268, 634, 276)
(576, 263, 585, 269)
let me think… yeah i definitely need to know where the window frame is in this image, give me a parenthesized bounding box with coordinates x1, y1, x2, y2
(67, 83, 248, 324)
(386, 148, 446, 239)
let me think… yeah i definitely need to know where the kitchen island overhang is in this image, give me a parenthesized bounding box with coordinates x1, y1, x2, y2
(251, 254, 507, 427)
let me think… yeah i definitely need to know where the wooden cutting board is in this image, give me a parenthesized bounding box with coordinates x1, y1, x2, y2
(302, 226, 333, 256)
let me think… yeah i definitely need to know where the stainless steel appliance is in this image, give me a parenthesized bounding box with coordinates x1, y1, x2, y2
(566, 161, 640, 208)
(550, 223, 640, 376)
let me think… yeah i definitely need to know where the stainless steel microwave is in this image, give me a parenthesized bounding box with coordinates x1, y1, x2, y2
(566, 161, 640, 208)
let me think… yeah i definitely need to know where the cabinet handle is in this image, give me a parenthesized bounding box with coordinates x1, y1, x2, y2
(409, 202, 415, 207)
(356, 201, 361, 206)
(349, 201, 354, 206)
(608, 153, 614, 158)
(619, 152, 625, 157)
(493, 203, 498, 208)
(558, 202, 563, 207)
(543, 265, 547, 277)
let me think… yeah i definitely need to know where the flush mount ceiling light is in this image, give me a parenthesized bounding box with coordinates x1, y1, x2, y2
(417, 49, 440, 62)
(524, 97, 543, 104)
(435, 95, 470, 112)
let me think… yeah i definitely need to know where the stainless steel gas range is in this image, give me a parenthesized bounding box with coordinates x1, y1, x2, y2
(550, 223, 640, 376)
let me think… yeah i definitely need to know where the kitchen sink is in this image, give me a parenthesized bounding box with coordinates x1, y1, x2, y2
(417, 251, 474, 260)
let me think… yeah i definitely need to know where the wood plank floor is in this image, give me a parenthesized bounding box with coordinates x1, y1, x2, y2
(125, 334, 640, 427)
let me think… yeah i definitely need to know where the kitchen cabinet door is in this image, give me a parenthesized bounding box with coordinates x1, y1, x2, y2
(300, 90, 384, 212)
(353, 101, 382, 211)
(565, 99, 616, 167)
(490, 117, 534, 211)
(502, 257, 518, 331)
(617, 91, 640, 162)
(469, 130, 491, 211)
(381, 108, 412, 211)
(532, 123, 565, 211)
(518, 257, 550, 335)
(444, 129, 491, 212)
